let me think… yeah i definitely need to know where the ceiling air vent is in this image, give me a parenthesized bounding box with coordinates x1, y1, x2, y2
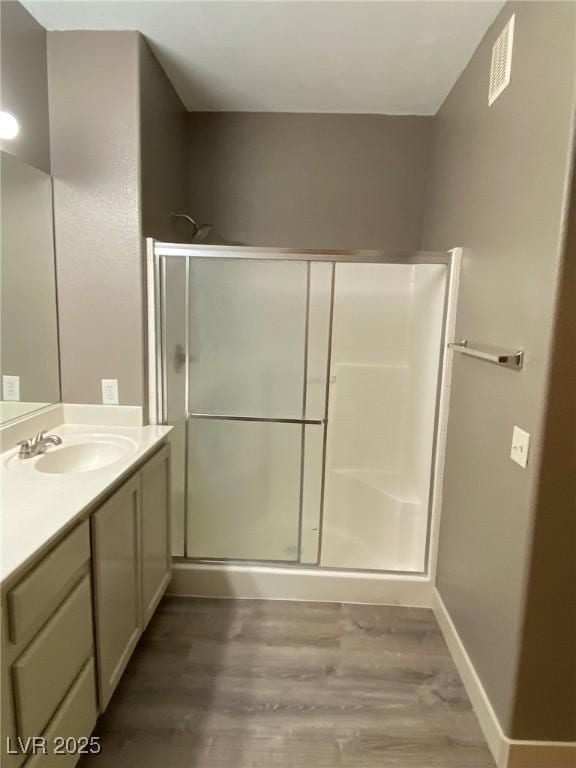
(488, 14, 515, 106)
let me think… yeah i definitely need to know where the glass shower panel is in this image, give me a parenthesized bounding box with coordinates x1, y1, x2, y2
(188, 258, 308, 419)
(187, 419, 302, 561)
(185, 258, 331, 562)
(161, 256, 188, 556)
(299, 423, 325, 564)
(305, 262, 332, 421)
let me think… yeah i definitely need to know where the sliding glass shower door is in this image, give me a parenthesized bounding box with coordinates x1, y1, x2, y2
(184, 258, 331, 563)
(157, 243, 449, 572)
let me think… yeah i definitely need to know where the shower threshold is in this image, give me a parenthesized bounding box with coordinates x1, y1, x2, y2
(168, 559, 433, 607)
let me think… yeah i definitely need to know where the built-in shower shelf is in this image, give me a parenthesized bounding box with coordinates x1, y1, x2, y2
(333, 469, 420, 504)
(448, 339, 524, 369)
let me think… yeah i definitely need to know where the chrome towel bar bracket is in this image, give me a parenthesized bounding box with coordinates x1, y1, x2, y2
(447, 339, 524, 369)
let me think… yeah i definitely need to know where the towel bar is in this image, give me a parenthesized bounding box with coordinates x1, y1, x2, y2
(447, 339, 524, 369)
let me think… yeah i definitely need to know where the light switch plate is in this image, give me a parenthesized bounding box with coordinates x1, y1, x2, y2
(101, 379, 119, 405)
(511, 426, 530, 468)
(2, 375, 20, 401)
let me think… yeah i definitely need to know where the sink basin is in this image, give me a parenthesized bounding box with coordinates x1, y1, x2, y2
(34, 435, 137, 475)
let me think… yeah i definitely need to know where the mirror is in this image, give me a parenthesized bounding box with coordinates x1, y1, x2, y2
(0, 151, 61, 424)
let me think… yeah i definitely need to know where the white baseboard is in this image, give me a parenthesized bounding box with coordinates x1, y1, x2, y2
(169, 562, 434, 606)
(505, 740, 576, 768)
(432, 588, 576, 768)
(432, 588, 506, 763)
(63, 403, 144, 426)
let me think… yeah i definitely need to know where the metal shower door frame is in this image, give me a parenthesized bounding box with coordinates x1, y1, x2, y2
(146, 238, 453, 574)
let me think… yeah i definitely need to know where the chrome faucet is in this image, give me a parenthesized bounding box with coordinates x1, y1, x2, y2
(17, 430, 63, 459)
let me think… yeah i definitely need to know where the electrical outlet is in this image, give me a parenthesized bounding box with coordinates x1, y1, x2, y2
(510, 426, 530, 468)
(101, 379, 119, 405)
(2, 375, 20, 401)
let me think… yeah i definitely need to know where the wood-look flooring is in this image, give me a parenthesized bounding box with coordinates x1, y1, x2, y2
(80, 597, 495, 768)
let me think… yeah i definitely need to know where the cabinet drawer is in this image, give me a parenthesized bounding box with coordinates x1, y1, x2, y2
(26, 660, 98, 768)
(9, 523, 90, 645)
(13, 576, 93, 740)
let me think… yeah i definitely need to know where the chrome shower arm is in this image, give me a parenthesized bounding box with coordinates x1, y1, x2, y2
(171, 211, 200, 236)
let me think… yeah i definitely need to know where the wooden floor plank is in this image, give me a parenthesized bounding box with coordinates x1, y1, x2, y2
(80, 597, 495, 768)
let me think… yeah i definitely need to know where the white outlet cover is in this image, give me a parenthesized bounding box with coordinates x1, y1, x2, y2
(2, 374, 20, 401)
(101, 379, 119, 405)
(510, 425, 530, 468)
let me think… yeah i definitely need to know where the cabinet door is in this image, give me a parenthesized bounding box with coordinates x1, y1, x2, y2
(140, 444, 171, 628)
(1, 606, 25, 768)
(91, 475, 141, 711)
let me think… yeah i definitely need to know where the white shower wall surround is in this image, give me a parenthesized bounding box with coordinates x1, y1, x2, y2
(321, 264, 446, 572)
(148, 241, 458, 583)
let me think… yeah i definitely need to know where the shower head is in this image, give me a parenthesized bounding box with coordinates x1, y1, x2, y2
(171, 212, 214, 241)
(193, 223, 214, 241)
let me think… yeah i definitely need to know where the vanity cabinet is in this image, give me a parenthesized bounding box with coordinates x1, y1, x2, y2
(1, 441, 171, 766)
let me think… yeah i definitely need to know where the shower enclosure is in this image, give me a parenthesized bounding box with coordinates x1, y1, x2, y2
(148, 242, 452, 578)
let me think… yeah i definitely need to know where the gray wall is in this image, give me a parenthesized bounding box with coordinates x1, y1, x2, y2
(140, 37, 189, 243)
(47, 31, 190, 407)
(187, 113, 433, 250)
(422, 0, 576, 739)
(0, 1, 50, 173)
(48, 31, 145, 406)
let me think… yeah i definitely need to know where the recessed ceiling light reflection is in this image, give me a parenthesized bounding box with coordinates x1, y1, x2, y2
(0, 112, 20, 140)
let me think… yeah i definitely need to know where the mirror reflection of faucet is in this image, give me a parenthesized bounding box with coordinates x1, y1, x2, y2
(17, 430, 62, 459)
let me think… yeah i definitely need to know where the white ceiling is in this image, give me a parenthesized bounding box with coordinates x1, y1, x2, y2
(25, 1, 504, 115)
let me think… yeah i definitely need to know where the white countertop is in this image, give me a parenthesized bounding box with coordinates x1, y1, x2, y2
(1, 423, 172, 587)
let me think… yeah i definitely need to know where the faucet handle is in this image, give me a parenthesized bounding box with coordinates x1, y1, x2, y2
(17, 439, 34, 458)
(33, 430, 47, 446)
